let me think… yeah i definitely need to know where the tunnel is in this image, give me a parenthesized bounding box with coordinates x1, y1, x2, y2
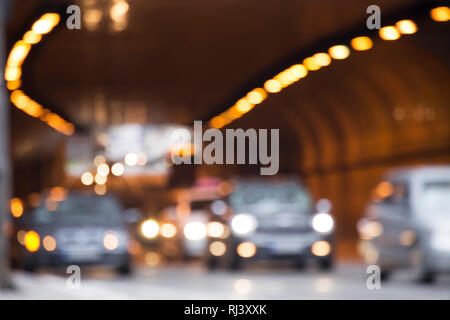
(0, 0, 449, 299)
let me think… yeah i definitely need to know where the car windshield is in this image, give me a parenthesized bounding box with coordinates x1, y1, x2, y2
(419, 181, 450, 214)
(229, 182, 312, 213)
(32, 196, 123, 226)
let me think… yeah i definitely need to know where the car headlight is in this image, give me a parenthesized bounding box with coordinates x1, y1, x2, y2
(141, 219, 159, 239)
(231, 214, 258, 236)
(103, 230, 119, 251)
(184, 222, 207, 240)
(312, 213, 334, 234)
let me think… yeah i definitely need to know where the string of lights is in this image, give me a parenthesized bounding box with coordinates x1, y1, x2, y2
(4, 13, 75, 136)
(208, 6, 449, 130)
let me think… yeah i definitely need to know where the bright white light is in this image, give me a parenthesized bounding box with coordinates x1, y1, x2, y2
(94, 173, 107, 185)
(231, 214, 257, 236)
(207, 222, 225, 238)
(103, 231, 119, 251)
(184, 222, 207, 240)
(81, 172, 94, 186)
(160, 223, 177, 238)
(111, 163, 124, 176)
(97, 163, 110, 176)
(312, 213, 334, 233)
(141, 219, 159, 239)
(124, 153, 138, 166)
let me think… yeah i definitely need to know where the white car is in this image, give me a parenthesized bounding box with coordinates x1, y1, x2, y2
(358, 165, 450, 283)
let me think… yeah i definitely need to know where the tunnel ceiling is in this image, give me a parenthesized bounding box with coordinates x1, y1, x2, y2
(7, 0, 426, 128)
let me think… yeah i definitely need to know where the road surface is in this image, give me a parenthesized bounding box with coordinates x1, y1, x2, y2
(1, 262, 449, 299)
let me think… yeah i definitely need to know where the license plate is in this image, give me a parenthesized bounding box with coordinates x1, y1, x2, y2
(63, 247, 100, 262)
(268, 240, 304, 254)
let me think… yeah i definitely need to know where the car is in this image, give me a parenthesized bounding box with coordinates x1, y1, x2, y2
(357, 165, 450, 283)
(205, 177, 335, 270)
(19, 193, 132, 274)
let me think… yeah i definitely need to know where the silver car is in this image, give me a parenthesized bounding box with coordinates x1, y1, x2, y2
(206, 178, 335, 270)
(20, 194, 131, 274)
(358, 165, 450, 283)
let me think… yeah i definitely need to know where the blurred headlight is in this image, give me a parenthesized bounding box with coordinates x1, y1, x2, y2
(357, 219, 383, 240)
(160, 223, 177, 238)
(24, 230, 40, 252)
(43, 235, 57, 252)
(231, 214, 258, 236)
(184, 222, 207, 240)
(103, 231, 119, 250)
(207, 221, 225, 238)
(312, 213, 334, 234)
(141, 219, 159, 239)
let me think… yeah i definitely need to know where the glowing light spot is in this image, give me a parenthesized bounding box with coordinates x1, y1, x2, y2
(313, 52, 332, 66)
(111, 163, 124, 176)
(311, 241, 331, 257)
(10, 198, 24, 218)
(209, 241, 227, 256)
(24, 230, 40, 252)
(430, 7, 450, 22)
(207, 222, 225, 238)
(303, 57, 321, 71)
(264, 79, 282, 93)
(103, 231, 119, 250)
(236, 98, 254, 113)
(43, 235, 56, 252)
(141, 219, 159, 238)
(395, 20, 417, 34)
(124, 153, 138, 166)
(236, 242, 256, 258)
(23, 31, 42, 44)
(160, 223, 177, 238)
(95, 184, 107, 195)
(351, 36, 373, 51)
(95, 174, 107, 185)
(328, 45, 350, 60)
(379, 26, 400, 41)
(81, 172, 94, 186)
(49, 186, 67, 202)
(97, 163, 110, 176)
(246, 88, 267, 105)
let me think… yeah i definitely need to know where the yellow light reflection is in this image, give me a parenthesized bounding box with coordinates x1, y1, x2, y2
(264, 79, 282, 93)
(430, 7, 450, 22)
(303, 57, 321, 71)
(246, 88, 267, 105)
(10, 198, 24, 218)
(24, 230, 40, 252)
(395, 20, 417, 35)
(313, 52, 331, 67)
(236, 242, 256, 258)
(379, 26, 400, 40)
(351, 36, 373, 51)
(328, 45, 350, 60)
(23, 31, 42, 44)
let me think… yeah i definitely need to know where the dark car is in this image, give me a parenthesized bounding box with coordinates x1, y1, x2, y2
(20, 193, 131, 274)
(206, 178, 335, 270)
